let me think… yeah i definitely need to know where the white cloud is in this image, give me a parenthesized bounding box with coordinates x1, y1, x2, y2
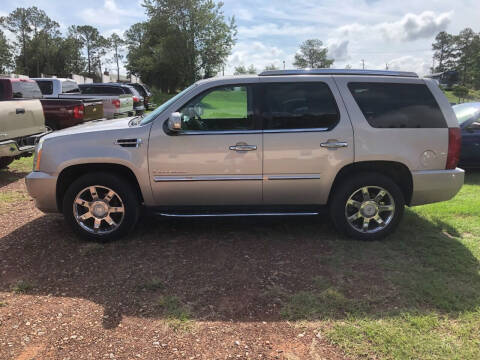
(237, 23, 317, 39)
(227, 41, 288, 74)
(327, 40, 349, 61)
(236, 8, 254, 21)
(379, 11, 452, 41)
(80, 0, 142, 26)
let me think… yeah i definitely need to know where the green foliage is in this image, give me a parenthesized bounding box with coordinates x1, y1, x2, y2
(126, 0, 236, 92)
(452, 85, 470, 102)
(432, 28, 480, 89)
(0, 6, 86, 77)
(108, 33, 125, 82)
(264, 64, 279, 71)
(293, 39, 334, 69)
(234, 64, 257, 75)
(0, 29, 12, 73)
(69, 25, 109, 79)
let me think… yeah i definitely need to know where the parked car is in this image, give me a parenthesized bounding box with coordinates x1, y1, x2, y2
(78, 83, 139, 116)
(2, 78, 103, 131)
(0, 85, 47, 168)
(128, 83, 152, 110)
(452, 102, 480, 168)
(26, 69, 464, 242)
(32, 78, 128, 120)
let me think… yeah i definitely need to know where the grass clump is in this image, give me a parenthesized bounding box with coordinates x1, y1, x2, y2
(11, 280, 33, 294)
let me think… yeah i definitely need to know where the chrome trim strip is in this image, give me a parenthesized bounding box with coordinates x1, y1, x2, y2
(156, 212, 319, 218)
(154, 175, 262, 182)
(267, 174, 321, 180)
(263, 128, 329, 133)
(175, 128, 329, 135)
(180, 130, 262, 135)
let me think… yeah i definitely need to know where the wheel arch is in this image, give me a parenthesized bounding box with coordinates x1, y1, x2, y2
(328, 161, 413, 206)
(56, 163, 144, 212)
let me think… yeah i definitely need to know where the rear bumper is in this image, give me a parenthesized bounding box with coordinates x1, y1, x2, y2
(25, 171, 59, 213)
(410, 168, 465, 206)
(0, 131, 49, 157)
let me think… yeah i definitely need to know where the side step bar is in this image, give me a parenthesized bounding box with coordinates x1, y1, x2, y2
(155, 212, 319, 218)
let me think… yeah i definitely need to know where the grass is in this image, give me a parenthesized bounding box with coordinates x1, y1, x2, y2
(138, 278, 165, 291)
(444, 88, 480, 104)
(11, 280, 34, 294)
(156, 295, 192, 331)
(281, 171, 480, 360)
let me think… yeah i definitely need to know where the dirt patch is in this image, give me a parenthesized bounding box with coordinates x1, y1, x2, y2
(0, 176, 348, 359)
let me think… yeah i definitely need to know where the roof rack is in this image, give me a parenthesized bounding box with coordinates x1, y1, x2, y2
(259, 69, 419, 78)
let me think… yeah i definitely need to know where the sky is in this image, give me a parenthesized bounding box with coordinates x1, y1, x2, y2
(1, 0, 479, 76)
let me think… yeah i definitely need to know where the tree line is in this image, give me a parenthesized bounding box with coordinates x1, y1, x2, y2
(432, 28, 480, 89)
(0, 7, 125, 81)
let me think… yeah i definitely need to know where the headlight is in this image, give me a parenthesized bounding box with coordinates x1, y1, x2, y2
(33, 137, 45, 171)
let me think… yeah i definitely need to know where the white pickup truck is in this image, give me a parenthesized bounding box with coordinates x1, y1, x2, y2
(0, 98, 47, 168)
(33, 78, 134, 119)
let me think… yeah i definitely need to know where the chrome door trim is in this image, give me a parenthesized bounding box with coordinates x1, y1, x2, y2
(263, 128, 329, 133)
(154, 175, 263, 182)
(267, 174, 321, 180)
(156, 212, 319, 217)
(172, 128, 330, 136)
(178, 130, 262, 135)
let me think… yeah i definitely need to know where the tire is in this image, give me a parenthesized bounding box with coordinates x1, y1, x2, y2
(330, 173, 405, 241)
(62, 172, 140, 242)
(0, 157, 14, 169)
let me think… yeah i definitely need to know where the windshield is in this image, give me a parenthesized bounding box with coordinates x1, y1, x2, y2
(453, 103, 480, 125)
(139, 84, 196, 125)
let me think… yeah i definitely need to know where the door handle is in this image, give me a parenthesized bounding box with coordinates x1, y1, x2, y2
(229, 144, 257, 151)
(320, 141, 348, 149)
(16, 108, 25, 114)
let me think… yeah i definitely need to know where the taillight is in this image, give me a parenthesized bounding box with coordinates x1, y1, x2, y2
(73, 105, 84, 120)
(446, 128, 461, 170)
(112, 99, 121, 108)
(133, 96, 139, 102)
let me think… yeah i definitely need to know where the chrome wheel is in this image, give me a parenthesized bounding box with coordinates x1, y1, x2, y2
(344, 186, 395, 234)
(73, 185, 125, 235)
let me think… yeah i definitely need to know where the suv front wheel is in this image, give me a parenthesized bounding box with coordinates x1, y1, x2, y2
(330, 173, 405, 241)
(63, 172, 140, 242)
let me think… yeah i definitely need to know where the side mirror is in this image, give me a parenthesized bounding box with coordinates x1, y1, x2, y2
(167, 112, 182, 131)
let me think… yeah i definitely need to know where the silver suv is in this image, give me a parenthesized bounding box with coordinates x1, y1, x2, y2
(26, 69, 465, 241)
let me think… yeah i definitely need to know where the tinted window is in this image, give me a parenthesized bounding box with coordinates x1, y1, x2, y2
(122, 86, 133, 95)
(36, 80, 53, 95)
(453, 103, 480, 125)
(179, 85, 253, 131)
(131, 83, 147, 97)
(348, 82, 447, 128)
(0, 81, 5, 99)
(263, 82, 339, 130)
(62, 80, 80, 94)
(12, 81, 42, 99)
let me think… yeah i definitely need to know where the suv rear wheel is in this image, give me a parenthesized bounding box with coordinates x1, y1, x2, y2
(63, 172, 140, 242)
(330, 173, 405, 240)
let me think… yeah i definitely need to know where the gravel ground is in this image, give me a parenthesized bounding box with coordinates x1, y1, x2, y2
(0, 172, 348, 359)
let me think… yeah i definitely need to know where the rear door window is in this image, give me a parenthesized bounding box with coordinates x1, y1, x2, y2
(62, 81, 80, 94)
(12, 81, 43, 99)
(36, 81, 53, 95)
(262, 82, 340, 130)
(348, 82, 447, 128)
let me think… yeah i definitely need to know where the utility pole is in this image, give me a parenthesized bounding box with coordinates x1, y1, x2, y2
(361, 59, 365, 70)
(385, 63, 389, 70)
(283, 60, 286, 70)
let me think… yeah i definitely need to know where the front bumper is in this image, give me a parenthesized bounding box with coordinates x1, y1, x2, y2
(0, 131, 49, 157)
(25, 171, 59, 213)
(410, 168, 465, 206)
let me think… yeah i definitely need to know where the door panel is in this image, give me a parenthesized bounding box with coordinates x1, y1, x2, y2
(148, 83, 262, 206)
(260, 78, 354, 205)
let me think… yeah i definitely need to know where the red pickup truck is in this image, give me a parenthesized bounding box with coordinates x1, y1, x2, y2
(0, 78, 104, 130)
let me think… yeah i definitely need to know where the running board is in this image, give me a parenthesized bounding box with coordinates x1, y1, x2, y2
(155, 212, 319, 218)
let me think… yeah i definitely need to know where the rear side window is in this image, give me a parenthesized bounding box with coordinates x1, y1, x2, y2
(262, 82, 340, 130)
(12, 81, 42, 99)
(36, 81, 53, 95)
(348, 82, 447, 128)
(62, 81, 80, 94)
